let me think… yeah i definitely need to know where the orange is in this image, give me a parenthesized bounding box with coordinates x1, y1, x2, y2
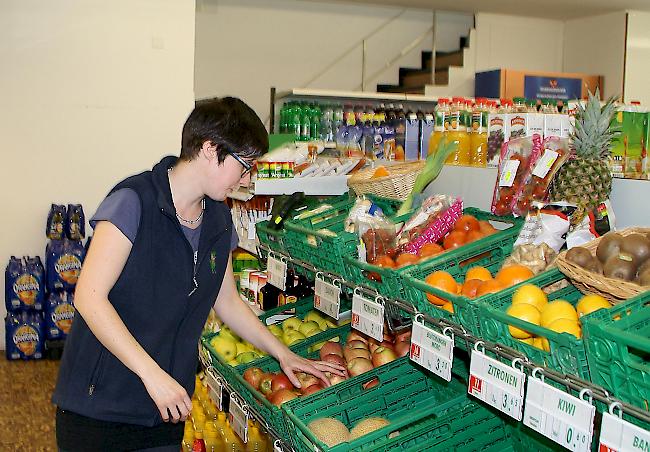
(506, 304, 541, 339)
(465, 266, 492, 282)
(495, 265, 534, 288)
(424, 271, 458, 306)
(512, 284, 548, 312)
(372, 255, 395, 268)
(475, 279, 505, 297)
(443, 231, 467, 250)
(395, 253, 419, 268)
(461, 279, 483, 299)
(454, 215, 480, 233)
(371, 166, 390, 179)
(466, 230, 485, 243)
(478, 220, 497, 235)
(441, 302, 454, 313)
(418, 243, 444, 258)
(540, 300, 579, 328)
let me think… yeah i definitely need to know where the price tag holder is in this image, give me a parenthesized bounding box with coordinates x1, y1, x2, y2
(532, 149, 560, 179)
(599, 402, 650, 452)
(267, 254, 287, 291)
(314, 273, 341, 320)
(229, 393, 249, 443)
(273, 440, 283, 452)
(198, 343, 212, 369)
(523, 370, 595, 451)
(499, 159, 521, 187)
(204, 367, 224, 412)
(351, 289, 384, 342)
(468, 343, 526, 421)
(409, 316, 454, 382)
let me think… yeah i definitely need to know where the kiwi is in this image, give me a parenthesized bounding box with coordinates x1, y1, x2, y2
(585, 257, 603, 275)
(565, 247, 594, 268)
(639, 268, 650, 286)
(620, 233, 650, 267)
(638, 258, 650, 276)
(596, 232, 624, 264)
(603, 253, 638, 281)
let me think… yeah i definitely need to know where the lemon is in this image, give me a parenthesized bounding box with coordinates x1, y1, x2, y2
(540, 300, 578, 327)
(532, 337, 546, 351)
(441, 302, 454, 314)
(547, 318, 582, 339)
(518, 337, 535, 345)
(506, 303, 540, 339)
(576, 294, 611, 317)
(512, 284, 548, 312)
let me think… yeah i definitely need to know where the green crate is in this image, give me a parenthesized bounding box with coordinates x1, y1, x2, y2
(582, 290, 650, 413)
(477, 269, 594, 380)
(281, 359, 512, 452)
(256, 220, 287, 258)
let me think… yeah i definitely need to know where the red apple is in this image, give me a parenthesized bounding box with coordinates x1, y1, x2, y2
(322, 353, 346, 368)
(271, 373, 293, 392)
(346, 331, 368, 344)
(328, 373, 348, 385)
(380, 340, 395, 350)
(368, 338, 382, 354)
(296, 372, 319, 389)
(394, 341, 410, 358)
(347, 357, 374, 377)
(395, 331, 412, 343)
(243, 367, 264, 390)
(363, 378, 379, 390)
(259, 373, 274, 395)
(319, 342, 343, 360)
(383, 332, 393, 343)
(343, 347, 371, 362)
(268, 389, 298, 407)
(346, 340, 368, 350)
(301, 383, 323, 396)
(372, 346, 397, 367)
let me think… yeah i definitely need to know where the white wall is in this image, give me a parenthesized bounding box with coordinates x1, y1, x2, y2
(624, 11, 650, 104)
(474, 13, 564, 72)
(195, 0, 434, 127)
(0, 1, 196, 349)
(434, 11, 474, 53)
(563, 12, 626, 100)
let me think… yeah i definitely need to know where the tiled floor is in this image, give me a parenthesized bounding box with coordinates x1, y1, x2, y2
(0, 355, 59, 450)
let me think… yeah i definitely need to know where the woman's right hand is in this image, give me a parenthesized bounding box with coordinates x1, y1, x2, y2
(141, 367, 192, 423)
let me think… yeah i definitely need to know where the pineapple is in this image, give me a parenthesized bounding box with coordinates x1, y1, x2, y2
(550, 89, 619, 222)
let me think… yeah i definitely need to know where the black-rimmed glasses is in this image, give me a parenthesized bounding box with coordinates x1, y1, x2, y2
(226, 151, 254, 177)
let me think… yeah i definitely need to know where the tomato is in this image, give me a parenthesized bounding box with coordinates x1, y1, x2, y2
(271, 373, 294, 392)
(454, 215, 480, 233)
(443, 231, 467, 250)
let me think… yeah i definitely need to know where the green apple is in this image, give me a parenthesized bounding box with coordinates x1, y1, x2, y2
(304, 311, 325, 324)
(236, 351, 259, 365)
(305, 328, 323, 339)
(218, 328, 239, 343)
(227, 359, 239, 366)
(210, 337, 237, 361)
(298, 320, 320, 336)
(282, 317, 302, 332)
(309, 340, 327, 353)
(325, 319, 337, 329)
(267, 324, 283, 337)
(316, 318, 329, 331)
(283, 330, 306, 346)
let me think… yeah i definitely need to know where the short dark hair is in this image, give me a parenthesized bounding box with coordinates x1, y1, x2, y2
(180, 97, 268, 163)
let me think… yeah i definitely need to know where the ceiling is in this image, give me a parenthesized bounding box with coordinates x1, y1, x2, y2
(316, 0, 650, 19)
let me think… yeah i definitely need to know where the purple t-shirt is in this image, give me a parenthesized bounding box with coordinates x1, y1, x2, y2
(90, 188, 238, 253)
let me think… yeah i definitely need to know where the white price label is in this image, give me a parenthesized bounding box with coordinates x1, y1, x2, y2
(409, 321, 454, 382)
(468, 349, 526, 421)
(524, 377, 595, 451)
(499, 159, 521, 187)
(199, 343, 212, 369)
(229, 394, 249, 443)
(267, 255, 287, 291)
(314, 277, 341, 320)
(351, 291, 384, 342)
(532, 149, 560, 179)
(204, 369, 224, 412)
(599, 411, 650, 452)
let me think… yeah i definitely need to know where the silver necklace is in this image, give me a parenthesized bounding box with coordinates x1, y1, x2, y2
(168, 167, 205, 225)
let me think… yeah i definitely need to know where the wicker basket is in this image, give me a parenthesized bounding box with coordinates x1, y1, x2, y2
(556, 227, 650, 304)
(347, 161, 425, 201)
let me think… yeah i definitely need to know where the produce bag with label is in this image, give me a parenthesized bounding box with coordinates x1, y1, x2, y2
(529, 137, 570, 203)
(357, 213, 397, 264)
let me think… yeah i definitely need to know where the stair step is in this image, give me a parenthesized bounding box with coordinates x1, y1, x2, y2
(376, 84, 426, 95)
(460, 35, 469, 49)
(402, 70, 433, 88)
(422, 51, 433, 71)
(435, 50, 463, 70)
(435, 69, 449, 85)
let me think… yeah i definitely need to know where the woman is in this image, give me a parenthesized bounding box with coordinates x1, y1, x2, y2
(53, 97, 344, 451)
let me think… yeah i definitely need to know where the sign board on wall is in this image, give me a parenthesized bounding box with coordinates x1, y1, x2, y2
(523, 76, 582, 101)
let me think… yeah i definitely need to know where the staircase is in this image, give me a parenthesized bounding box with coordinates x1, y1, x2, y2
(377, 36, 469, 95)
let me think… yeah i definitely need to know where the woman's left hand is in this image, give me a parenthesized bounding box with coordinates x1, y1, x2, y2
(278, 349, 347, 388)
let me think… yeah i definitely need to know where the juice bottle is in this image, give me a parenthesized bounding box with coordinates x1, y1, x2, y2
(470, 98, 489, 167)
(246, 423, 268, 452)
(182, 423, 196, 452)
(221, 419, 245, 451)
(446, 97, 471, 165)
(428, 98, 449, 156)
(204, 421, 225, 451)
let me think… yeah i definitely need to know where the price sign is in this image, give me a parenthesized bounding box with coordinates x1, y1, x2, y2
(499, 159, 521, 187)
(204, 368, 224, 411)
(229, 394, 249, 443)
(351, 291, 384, 342)
(267, 255, 287, 291)
(314, 276, 341, 320)
(468, 346, 526, 421)
(524, 375, 595, 451)
(532, 149, 560, 179)
(599, 405, 650, 452)
(409, 320, 454, 382)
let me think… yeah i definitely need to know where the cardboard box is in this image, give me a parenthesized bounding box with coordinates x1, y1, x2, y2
(475, 69, 603, 101)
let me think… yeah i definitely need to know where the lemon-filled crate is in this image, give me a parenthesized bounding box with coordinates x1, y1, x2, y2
(345, 208, 523, 301)
(284, 195, 407, 281)
(476, 269, 600, 380)
(582, 289, 650, 414)
(201, 296, 348, 388)
(281, 358, 514, 452)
